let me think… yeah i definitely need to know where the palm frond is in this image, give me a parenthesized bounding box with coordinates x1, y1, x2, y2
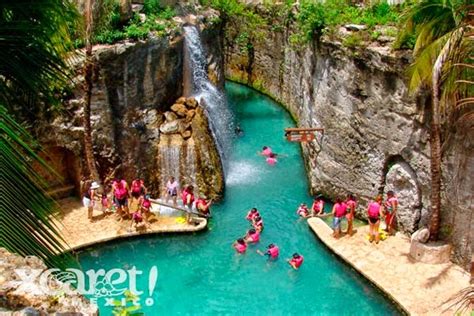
(0, 105, 76, 269)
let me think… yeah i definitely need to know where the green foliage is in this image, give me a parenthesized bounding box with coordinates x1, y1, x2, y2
(0, 106, 76, 269)
(125, 24, 150, 40)
(0, 0, 79, 109)
(297, 1, 325, 41)
(95, 29, 126, 44)
(343, 33, 364, 49)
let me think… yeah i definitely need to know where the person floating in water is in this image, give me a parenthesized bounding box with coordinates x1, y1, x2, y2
(246, 208, 260, 221)
(259, 146, 273, 157)
(257, 243, 279, 260)
(266, 153, 277, 166)
(235, 124, 244, 136)
(288, 253, 304, 269)
(252, 215, 264, 232)
(233, 238, 247, 254)
(297, 203, 311, 218)
(244, 228, 260, 243)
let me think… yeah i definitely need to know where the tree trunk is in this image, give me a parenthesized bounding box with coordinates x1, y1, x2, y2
(83, 0, 100, 181)
(428, 121, 442, 241)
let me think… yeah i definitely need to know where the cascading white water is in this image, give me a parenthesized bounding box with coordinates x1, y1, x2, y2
(183, 26, 233, 171)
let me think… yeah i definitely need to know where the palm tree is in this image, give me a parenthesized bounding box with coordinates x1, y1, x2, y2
(397, 0, 473, 241)
(0, 0, 79, 268)
(83, 0, 100, 182)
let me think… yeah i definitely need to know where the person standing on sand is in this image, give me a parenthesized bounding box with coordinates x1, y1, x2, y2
(164, 176, 179, 206)
(181, 185, 195, 223)
(130, 178, 146, 208)
(83, 181, 100, 221)
(112, 178, 130, 220)
(384, 190, 398, 235)
(367, 195, 383, 244)
(332, 197, 347, 239)
(345, 194, 357, 236)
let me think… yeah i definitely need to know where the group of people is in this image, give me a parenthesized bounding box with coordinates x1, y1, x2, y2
(82, 178, 153, 228)
(82, 175, 213, 228)
(297, 191, 398, 244)
(233, 208, 304, 270)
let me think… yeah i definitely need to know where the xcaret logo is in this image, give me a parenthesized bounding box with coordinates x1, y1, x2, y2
(14, 266, 158, 307)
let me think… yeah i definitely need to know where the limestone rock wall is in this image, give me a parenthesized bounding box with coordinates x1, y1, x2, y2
(224, 21, 473, 269)
(0, 248, 97, 315)
(36, 19, 225, 198)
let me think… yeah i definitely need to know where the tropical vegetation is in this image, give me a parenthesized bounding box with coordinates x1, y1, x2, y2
(396, 0, 473, 241)
(0, 0, 78, 268)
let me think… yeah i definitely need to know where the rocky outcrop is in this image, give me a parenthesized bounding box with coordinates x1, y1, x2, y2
(224, 9, 473, 269)
(0, 248, 97, 315)
(384, 161, 422, 233)
(34, 12, 225, 199)
(157, 97, 223, 199)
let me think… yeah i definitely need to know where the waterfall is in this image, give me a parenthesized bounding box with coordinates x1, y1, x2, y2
(183, 26, 233, 171)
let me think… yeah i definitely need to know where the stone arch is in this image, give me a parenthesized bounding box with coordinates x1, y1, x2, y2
(381, 155, 423, 234)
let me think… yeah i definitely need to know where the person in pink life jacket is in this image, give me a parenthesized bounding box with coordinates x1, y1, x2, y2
(257, 243, 279, 260)
(138, 194, 152, 228)
(233, 238, 247, 254)
(130, 178, 146, 208)
(246, 208, 260, 221)
(259, 146, 273, 157)
(345, 194, 357, 236)
(384, 190, 398, 235)
(181, 185, 195, 224)
(244, 228, 260, 243)
(196, 196, 212, 218)
(252, 215, 264, 232)
(112, 178, 130, 220)
(297, 203, 311, 218)
(332, 197, 348, 239)
(367, 195, 383, 244)
(288, 253, 304, 269)
(311, 196, 325, 216)
(266, 153, 277, 166)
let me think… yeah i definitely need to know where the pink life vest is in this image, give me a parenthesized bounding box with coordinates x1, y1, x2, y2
(114, 181, 128, 200)
(385, 197, 398, 214)
(267, 246, 279, 259)
(312, 200, 324, 212)
(292, 256, 304, 268)
(248, 231, 260, 243)
(142, 199, 151, 210)
(368, 202, 381, 218)
(297, 206, 309, 217)
(182, 190, 194, 205)
(131, 180, 142, 194)
(262, 147, 272, 157)
(246, 210, 259, 221)
(334, 202, 347, 217)
(266, 157, 277, 165)
(235, 242, 247, 253)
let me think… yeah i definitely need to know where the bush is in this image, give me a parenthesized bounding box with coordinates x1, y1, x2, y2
(125, 24, 150, 40)
(95, 29, 126, 44)
(297, 1, 326, 41)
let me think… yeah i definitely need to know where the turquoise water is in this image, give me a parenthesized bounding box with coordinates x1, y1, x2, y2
(79, 82, 400, 315)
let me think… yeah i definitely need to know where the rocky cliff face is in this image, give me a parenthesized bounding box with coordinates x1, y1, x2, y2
(224, 18, 473, 269)
(35, 18, 225, 199)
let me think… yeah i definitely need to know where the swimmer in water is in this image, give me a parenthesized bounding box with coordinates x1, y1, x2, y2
(235, 125, 244, 136)
(266, 153, 277, 166)
(244, 228, 260, 243)
(246, 208, 260, 221)
(259, 146, 273, 157)
(252, 215, 264, 232)
(287, 253, 304, 269)
(296, 203, 311, 218)
(233, 238, 247, 254)
(257, 243, 279, 259)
